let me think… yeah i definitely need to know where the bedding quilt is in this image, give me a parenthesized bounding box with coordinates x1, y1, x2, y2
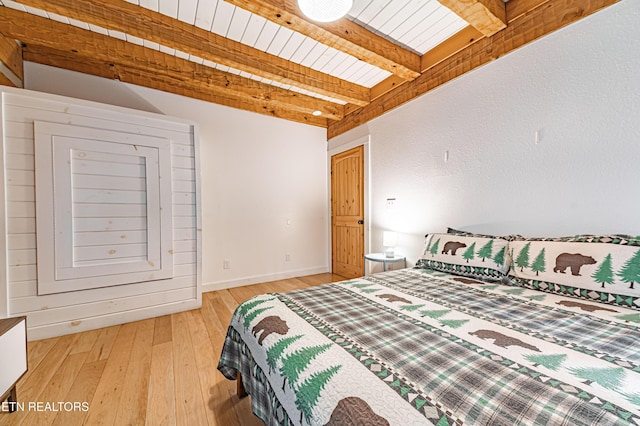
(218, 268, 640, 425)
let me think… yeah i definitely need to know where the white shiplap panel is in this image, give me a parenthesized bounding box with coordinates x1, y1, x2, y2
(143, 40, 161, 51)
(73, 160, 146, 178)
(278, 32, 308, 61)
(74, 175, 146, 191)
(388, 1, 442, 46)
(7, 217, 36, 234)
(4, 137, 33, 155)
(7, 234, 36, 250)
(1, 0, 26, 11)
(5, 154, 34, 171)
(172, 180, 196, 193)
(7, 202, 35, 219)
(241, 14, 267, 46)
(8, 249, 36, 267)
(159, 0, 178, 18)
(6, 170, 34, 186)
(194, 0, 219, 30)
(68, 18, 90, 30)
(9, 276, 196, 315)
(301, 44, 331, 69)
(125, 34, 145, 46)
(289, 37, 322, 64)
(139, 0, 160, 12)
(413, 18, 468, 54)
(23, 5, 48, 18)
(253, 20, 281, 52)
(265, 27, 294, 57)
(74, 217, 147, 232)
(73, 189, 147, 204)
(172, 168, 196, 181)
(107, 29, 128, 41)
(46, 12, 69, 24)
(375, 0, 432, 38)
(365, 0, 413, 30)
(173, 204, 197, 217)
(226, 6, 252, 42)
(88, 23, 109, 36)
(350, 0, 392, 25)
(73, 203, 147, 218)
(74, 230, 147, 247)
(12, 287, 196, 323)
(8, 281, 37, 299)
(172, 192, 196, 205)
(402, 7, 454, 47)
(9, 265, 37, 282)
(210, 0, 235, 36)
(5, 185, 35, 203)
(172, 156, 195, 169)
(74, 243, 148, 263)
(2, 87, 200, 339)
(177, 0, 199, 24)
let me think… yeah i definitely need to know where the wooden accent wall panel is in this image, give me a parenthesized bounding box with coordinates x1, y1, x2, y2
(0, 87, 202, 340)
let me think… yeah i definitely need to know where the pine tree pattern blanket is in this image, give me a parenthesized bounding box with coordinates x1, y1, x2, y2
(218, 268, 640, 425)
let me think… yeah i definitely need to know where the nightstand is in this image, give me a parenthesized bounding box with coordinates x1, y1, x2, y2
(364, 253, 407, 275)
(0, 316, 27, 413)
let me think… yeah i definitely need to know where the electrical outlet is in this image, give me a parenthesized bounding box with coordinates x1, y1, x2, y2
(285, 253, 291, 262)
(223, 259, 230, 269)
(386, 198, 396, 210)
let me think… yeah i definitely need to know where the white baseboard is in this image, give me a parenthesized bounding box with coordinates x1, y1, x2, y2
(202, 266, 330, 293)
(26, 299, 200, 341)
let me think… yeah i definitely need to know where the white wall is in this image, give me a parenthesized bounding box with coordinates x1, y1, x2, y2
(24, 63, 329, 291)
(330, 0, 640, 266)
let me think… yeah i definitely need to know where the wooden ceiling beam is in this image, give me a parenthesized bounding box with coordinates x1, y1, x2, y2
(0, 8, 341, 122)
(10, 0, 370, 106)
(0, 34, 23, 88)
(438, 0, 507, 36)
(23, 44, 328, 127)
(328, 0, 620, 139)
(224, 0, 421, 81)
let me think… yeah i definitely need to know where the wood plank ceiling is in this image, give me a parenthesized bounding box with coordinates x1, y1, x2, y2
(0, 0, 621, 138)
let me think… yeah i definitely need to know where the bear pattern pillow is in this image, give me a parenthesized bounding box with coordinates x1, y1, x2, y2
(507, 234, 640, 310)
(417, 233, 510, 281)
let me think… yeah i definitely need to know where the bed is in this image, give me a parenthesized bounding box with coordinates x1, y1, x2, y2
(218, 231, 640, 425)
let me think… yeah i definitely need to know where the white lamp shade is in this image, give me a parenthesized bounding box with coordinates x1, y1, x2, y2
(383, 231, 397, 247)
(298, 0, 353, 22)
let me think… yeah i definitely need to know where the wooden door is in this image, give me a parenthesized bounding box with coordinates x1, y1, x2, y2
(331, 146, 364, 278)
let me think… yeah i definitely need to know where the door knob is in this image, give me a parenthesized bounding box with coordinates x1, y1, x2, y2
(357, 220, 364, 225)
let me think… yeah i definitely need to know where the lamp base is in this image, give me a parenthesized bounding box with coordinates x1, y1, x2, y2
(385, 248, 395, 258)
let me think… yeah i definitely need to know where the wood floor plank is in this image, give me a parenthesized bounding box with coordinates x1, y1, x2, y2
(186, 310, 236, 426)
(0, 273, 345, 426)
(84, 325, 121, 364)
(145, 341, 176, 426)
(68, 328, 101, 355)
(83, 322, 138, 426)
(50, 360, 107, 426)
(172, 311, 209, 426)
(113, 318, 154, 426)
(20, 351, 88, 426)
(152, 315, 173, 346)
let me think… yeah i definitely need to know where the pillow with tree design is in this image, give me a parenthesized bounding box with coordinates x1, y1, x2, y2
(507, 235, 640, 310)
(417, 233, 510, 282)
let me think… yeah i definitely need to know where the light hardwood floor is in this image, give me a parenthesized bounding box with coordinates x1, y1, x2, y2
(0, 273, 345, 426)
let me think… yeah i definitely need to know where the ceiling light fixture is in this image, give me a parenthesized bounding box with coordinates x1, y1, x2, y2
(297, 0, 353, 23)
(312, 110, 323, 116)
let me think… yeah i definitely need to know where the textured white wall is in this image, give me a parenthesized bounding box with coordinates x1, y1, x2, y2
(330, 0, 640, 266)
(24, 63, 329, 290)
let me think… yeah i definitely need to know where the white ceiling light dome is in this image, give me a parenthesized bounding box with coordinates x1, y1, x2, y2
(298, 0, 353, 23)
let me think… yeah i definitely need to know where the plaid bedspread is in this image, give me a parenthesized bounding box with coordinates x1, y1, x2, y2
(218, 268, 640, 425)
